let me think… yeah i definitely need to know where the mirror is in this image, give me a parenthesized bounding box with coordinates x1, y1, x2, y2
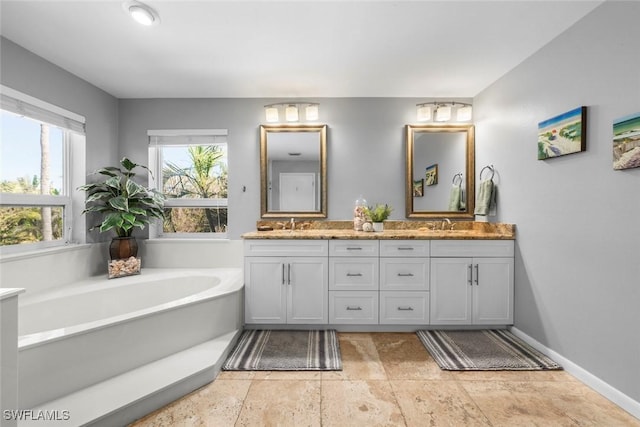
(260, 124, 327, 218)
(405, 124, 475, 219)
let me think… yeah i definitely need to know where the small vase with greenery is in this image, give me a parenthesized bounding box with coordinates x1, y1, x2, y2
(78, 157, 166, 260)
(364, 204, 393, 232)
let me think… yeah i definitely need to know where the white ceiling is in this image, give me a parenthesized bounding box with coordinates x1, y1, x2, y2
(0, 0, 604, 99)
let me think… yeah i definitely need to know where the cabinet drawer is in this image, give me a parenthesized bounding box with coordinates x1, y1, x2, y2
(380, 258, 429, 291)
(380, 240, 429, 257)
(329, 258, 379, 291)
(244, 239, 328, 257)
(380, 291, 429, 325)
(329, 240, 379, 257)
(329, 291, 379, 324)
(431, 240, 514, 257)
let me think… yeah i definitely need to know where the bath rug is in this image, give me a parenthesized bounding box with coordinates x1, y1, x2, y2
(222, 329, 342, 371)
(417, 329, 562, 371)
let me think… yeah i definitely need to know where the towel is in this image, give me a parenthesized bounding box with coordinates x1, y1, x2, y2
(474, 179, 496, 216)
(448, 185, 462, 211)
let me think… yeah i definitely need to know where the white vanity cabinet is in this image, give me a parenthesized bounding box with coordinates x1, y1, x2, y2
(379, 240, 430, 325)
(429, 240, 514, 325)
(244, 240, 328, 324)
(329, 240, 379, 324)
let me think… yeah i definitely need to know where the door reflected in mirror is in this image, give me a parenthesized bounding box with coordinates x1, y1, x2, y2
(260, 125, 327, 218)
(406, 124, 475, 219)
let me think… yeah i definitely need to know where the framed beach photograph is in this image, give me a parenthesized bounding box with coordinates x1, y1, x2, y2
(613, 112, 640, 170)
(537, 106, 587, 160)
(425, 164, 438, 186)
(413, 179, 424, 197)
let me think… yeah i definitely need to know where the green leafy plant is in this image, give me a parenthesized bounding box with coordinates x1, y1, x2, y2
(78, 157, 166, 237)
(364, 204, 393, 222)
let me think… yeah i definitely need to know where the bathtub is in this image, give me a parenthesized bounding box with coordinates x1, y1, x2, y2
(17, 268, 244, 414)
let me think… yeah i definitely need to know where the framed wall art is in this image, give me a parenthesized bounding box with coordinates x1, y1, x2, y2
(425, 164, 438, 186)
(537, 106, 587, 160)
(613, 112, 640, 170)
(413, 179, 424, 197)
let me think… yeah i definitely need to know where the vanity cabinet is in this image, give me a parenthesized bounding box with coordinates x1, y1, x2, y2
(430, 240, 514, 325)
(379, 240, 430, 325)
(244, 240, 328, 324)
(329, 240, 379, 324)
(242, 233, 515, 328)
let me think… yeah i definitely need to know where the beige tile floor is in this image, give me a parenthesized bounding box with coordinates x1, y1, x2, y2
(130, 332, 640, 427)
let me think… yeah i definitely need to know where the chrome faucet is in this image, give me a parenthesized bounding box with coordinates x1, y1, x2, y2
(441, 218, 452, 230)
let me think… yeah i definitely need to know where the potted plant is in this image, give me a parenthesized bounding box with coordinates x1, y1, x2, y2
(364, 204, 393, 232)
(78, 157, 165, 260)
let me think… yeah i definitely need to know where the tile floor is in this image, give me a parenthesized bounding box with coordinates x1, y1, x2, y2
(130, 332, 639, 426)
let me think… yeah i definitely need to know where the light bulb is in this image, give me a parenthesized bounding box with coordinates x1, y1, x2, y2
(417, 105, 432, 121)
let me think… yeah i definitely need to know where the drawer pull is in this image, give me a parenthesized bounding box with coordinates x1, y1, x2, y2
(346, 273, 363, 277)
(346, 306, 363, 311)
(397, 273, 414, 277)
(397, 306, 414, 311)
(346, 247, 363, 250)
(397, 247, 414, 251)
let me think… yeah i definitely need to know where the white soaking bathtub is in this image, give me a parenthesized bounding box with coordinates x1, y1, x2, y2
(16, 268, 244, 424)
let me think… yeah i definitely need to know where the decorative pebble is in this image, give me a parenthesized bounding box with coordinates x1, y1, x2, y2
(108, 256, 141, 279)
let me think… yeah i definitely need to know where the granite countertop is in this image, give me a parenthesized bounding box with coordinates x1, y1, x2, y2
(242, 221, 515, 240)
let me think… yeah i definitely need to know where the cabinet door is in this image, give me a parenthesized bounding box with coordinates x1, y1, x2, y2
(287, 257, 328, 324)
(244, 257, 287, 324)
(430, 258, 472, 325)
(472, 257, 514, 325)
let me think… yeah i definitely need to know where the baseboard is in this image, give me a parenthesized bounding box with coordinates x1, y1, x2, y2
(510, 327, 640, 421)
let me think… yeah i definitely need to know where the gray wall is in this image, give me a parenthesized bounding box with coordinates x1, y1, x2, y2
(1, 37, 120, 243)
(118, 97, 469, 239)
(474, 1, 640, 403)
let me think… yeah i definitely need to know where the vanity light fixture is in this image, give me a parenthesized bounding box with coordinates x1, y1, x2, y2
(123, 1, 160, 26)
(416, 104, 432, 121)
(435, 105, 452, 122)
(285, 104, 299, 122)
(265, 106, 279, 123)
(416, 102, 472, 123)
(456, 104, 473, 122)
(263, 102, 320, 123)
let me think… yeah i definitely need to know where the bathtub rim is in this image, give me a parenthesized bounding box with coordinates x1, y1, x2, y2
(18, 267, 244, 351)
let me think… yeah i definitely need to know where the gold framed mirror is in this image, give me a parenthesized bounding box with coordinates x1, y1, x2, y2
(260, 124, 327, 218)
(405, 124, 475, 219)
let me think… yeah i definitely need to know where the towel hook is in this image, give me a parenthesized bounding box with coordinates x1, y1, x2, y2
(452, 172, 463, 186)
(479, 165, 494, 181)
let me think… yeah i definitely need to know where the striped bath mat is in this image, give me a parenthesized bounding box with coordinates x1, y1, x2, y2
(223, 329, 342, 371)
(417, 329, 562, 371)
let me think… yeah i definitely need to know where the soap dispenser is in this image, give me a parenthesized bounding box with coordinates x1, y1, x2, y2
(353, 195, 367, 231)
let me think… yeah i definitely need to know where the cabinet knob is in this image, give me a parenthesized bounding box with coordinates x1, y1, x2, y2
(397, 306, 414, 311)
(346, 306, 363, 311)
(346, 273, 363, 277)
(397, 273, 414, 277)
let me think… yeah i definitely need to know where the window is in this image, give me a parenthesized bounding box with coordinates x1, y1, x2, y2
(0, 86, 86, 252)
(148, 130, 228, 238)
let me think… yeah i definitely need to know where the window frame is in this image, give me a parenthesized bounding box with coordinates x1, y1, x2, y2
(148, 129, 229, 239)
(0, 85, 86, 254)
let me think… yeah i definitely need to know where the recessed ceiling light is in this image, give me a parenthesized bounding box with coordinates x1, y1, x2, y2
(123, 1, 160, 26)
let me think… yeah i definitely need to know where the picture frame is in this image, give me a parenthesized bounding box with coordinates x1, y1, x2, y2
(425, 164, 438, 186)
(537, 106, 587, 160)
(412, 179, 424, 197)
(613, 112, 640, 170)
